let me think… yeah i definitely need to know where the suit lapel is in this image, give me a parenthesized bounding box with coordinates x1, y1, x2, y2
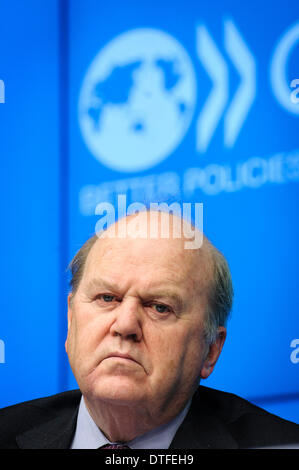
(170, 389, 238, 449)
(16, 407, 78, 449)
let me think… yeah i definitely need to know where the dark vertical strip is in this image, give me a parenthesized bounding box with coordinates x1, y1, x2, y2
(58, 0, 70, 392)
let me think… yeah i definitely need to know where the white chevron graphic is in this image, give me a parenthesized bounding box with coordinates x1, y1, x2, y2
(196, 25, 228, 152)
(224, 20, 256, 147)
(196, 20, 256, 151)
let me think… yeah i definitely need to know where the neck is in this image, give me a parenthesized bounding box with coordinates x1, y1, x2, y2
(83, 395, 189, 443)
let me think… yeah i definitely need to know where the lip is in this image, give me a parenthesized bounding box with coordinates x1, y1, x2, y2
(105, 352, 138, 364)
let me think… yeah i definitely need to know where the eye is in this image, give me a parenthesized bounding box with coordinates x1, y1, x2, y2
(102, 294, 115, 302)
(152, 303, 172, 314)
(96, 294, 120, 303)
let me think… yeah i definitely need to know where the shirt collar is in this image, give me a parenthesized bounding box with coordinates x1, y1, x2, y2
(70, 395, 192, 449)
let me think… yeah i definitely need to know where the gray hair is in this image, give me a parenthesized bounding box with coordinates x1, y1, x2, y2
(203, 243, 233, 343)
(68, 231, 233, 345)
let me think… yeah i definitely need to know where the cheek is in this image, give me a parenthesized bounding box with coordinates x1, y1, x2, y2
(149, 325, 205, 383)
(67, 309, 108, 368)
(145, 325, 183, 372)
(183, 328, 207, 370)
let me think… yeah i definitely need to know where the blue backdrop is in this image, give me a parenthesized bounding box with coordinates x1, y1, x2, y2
(1, 0, 299, 425)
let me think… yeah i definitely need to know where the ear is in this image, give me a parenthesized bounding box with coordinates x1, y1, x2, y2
(200, 327, 227, 379)
(65, 293, 73, 354)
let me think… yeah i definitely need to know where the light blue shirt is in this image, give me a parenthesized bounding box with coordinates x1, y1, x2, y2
(70, 396, 192, 449)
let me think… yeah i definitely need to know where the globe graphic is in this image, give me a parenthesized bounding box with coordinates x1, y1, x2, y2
(79, 28, 197, 172)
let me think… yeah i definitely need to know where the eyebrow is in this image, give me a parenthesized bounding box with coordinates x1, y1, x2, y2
(87, 278, 120, 293)
(86, 278, 185, 309)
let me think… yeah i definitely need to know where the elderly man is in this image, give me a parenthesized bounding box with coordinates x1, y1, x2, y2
(0, 211, 299, 449)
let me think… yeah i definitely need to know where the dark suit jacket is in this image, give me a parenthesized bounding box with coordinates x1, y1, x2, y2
(0, 385, 299, 449)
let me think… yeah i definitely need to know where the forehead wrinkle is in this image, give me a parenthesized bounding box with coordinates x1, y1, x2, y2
(85, 277, 121, 292)
(83, 245, 195, 303)
(84, 216, 213, 299)
(88, 249, 194, 292)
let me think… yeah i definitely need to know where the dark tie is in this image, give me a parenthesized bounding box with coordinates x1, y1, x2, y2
(99, 444, 130, 449)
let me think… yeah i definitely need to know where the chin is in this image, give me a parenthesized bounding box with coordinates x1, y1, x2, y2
(85, 373, 146, 406)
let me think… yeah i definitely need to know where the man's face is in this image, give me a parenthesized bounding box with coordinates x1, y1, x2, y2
(65, 225, 220, 422)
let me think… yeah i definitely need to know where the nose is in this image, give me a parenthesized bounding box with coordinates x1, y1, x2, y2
(110, 298, 143, 342)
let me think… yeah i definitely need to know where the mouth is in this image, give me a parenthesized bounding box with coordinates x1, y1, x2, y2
(100, 352, 148, 375)
(105, 353, 139, 364)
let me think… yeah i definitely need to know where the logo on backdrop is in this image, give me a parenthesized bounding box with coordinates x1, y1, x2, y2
(79, 22, 257, 172)
(79, 28, 197, 172)
(78, 21, 299, 215)
(79, 21, 298, 174)
(196, 20, 255, 152)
